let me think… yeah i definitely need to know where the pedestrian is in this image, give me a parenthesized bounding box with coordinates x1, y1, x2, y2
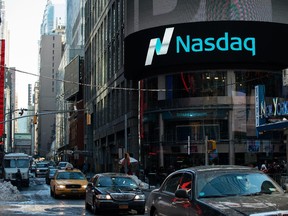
(15, 169, 22, 189)
(121, 153, 132, 174)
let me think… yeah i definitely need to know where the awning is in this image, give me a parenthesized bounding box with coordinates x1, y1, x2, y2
(256, 121, 288, 133)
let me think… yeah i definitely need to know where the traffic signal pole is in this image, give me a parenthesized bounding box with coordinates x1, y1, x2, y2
(0, 109, 88, 124)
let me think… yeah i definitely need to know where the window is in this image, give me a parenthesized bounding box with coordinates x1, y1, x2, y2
(176, 124, 220, 142)
(178, 173, 192, 192)
(162, 173, 182, 194)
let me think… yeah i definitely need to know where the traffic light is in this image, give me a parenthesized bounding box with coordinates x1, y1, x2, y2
(33, 115, 38, 124)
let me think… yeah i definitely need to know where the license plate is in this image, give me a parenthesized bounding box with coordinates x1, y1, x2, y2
(71, 190, 78, 193)
(119, 205, 128, 209)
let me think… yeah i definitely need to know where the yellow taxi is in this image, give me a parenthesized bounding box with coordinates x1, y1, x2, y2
(50, 166, 88, 199)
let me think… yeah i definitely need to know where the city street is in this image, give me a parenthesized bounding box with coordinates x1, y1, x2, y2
(0, 176, 150, 215)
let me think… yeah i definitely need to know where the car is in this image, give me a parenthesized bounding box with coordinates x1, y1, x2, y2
(85, 172, 146, 215)
(146, 165, 288, 216)
(50, 167, 88, 198)
(45, 168, 57, 184)
(57, 161, 73, 170)
(35, 161, 50, 177)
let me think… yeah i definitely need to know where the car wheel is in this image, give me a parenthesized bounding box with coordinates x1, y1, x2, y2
(152, 209, 159, 216)
(53, 187, 59, 199)
(137, 208, 145, 215)
(50, 188, 54, 197)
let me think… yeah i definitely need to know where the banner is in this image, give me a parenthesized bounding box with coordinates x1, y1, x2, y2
(0, 39, 5, 141)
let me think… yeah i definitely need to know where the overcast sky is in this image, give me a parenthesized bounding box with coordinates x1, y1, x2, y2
(5, 0, 47, 108)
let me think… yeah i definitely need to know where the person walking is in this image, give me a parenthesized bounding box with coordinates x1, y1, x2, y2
(15, 169, 22, 190)
(121, 153, 132, 174)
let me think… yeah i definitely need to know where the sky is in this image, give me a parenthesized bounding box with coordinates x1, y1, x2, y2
(5, 0, 47, 109)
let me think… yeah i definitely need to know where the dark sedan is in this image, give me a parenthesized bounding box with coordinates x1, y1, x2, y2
(146, 165, 288, 216)
(85, 172, 146, 215)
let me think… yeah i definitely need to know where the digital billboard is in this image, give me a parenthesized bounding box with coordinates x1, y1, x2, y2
(124, 21, 288, 80)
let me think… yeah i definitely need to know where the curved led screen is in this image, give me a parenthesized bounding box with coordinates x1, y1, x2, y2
(124, 21, 288, 80)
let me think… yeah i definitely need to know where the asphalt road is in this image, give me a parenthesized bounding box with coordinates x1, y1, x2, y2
(0, 176, 152, 216)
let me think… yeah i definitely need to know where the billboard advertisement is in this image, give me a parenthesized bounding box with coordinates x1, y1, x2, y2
(125, 21, 288, 80)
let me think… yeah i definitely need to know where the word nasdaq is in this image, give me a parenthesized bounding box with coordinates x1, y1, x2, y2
(176, 32, 256, 56)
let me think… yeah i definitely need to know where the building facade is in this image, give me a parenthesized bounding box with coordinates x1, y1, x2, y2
(38, 34, 63, 157)
(37, 0, 66, 158)
(54, 0, 85, 167)
(84, 0, 139, 173)
(83, 0, 288, 174)
(124, 1, 288, 172)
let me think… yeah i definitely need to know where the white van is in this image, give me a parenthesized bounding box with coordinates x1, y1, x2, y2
(3, 153, 30, 187)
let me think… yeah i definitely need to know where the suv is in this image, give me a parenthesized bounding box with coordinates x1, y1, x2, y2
(35, 161, 50, 177)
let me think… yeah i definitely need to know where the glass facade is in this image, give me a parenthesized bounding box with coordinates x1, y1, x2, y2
(141, 70, 286, 172)
(84, 0, 288, 174)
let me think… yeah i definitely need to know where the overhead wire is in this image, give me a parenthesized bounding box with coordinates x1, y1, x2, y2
(3, 65, 282, 94)
(3, 66, 166, 92)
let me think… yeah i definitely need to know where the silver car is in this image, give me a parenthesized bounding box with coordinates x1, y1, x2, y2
(147, 165, 288, 216)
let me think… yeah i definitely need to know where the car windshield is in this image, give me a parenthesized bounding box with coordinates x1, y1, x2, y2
(197, 171, 283, 198)
(59, 163, 67, 167)
(36, 163, 49, 168)
(56, 172, 86, 180)
(49, 169, 57, 174)
(4, 159, 30, 168)
(97, 176, 138, 188)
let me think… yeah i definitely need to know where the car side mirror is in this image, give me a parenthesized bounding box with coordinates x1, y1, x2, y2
(175, 189, 189, 199)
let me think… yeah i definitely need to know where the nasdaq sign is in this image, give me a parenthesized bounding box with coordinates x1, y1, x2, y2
(124, 21, 288, 80)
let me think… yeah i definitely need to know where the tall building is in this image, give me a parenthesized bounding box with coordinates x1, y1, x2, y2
(41, 0, 66, 35)
(37, 0, 66, 157)
(2, 0, 16, 153)
(83, 0, 288, 174)
(54, 0, 85, 165)
(84, 0, 138, 173)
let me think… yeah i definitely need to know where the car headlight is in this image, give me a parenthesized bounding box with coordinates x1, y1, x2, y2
(56, 185, 65, 189)
(96, 194, 112, 200)
(134, 194, 145, 200)
(82, 185, 87, 189)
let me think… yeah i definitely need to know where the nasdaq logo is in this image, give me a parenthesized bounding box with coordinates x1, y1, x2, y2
(176, 32, 256, 56)
(145, 27, 174, 66)
(145, 27, 256, 66)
